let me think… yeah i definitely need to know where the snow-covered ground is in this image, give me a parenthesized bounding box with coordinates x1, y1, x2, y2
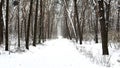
(0, 37, 120, 68)
(76, 41, 120, 68)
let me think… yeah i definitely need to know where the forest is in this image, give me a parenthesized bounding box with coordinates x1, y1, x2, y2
(0, 0, 120, 68)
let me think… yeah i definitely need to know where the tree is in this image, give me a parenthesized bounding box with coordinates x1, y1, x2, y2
(0, 0, 4, 44)
(116, 1, 120, 32)
(73, 0, 82, 44)
(25, 0, 33, 50)
(98, 0, 109, 55)
(39, 0, 43, 43)
(17, 0, 20, 48)
(94, 0, 99, 43)
(63, 0, 72, 39)
(33, 0, 39, 46)
(5, 0, 9, 51)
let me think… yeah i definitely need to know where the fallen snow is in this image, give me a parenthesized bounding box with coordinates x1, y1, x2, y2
(0, 38, 119, 68)
(76, 41, 120, 68)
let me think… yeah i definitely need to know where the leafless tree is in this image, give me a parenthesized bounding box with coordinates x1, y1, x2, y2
(25, 0, 33, 50)
(0, 0, 4, 44)
(98, 0, 109, 55)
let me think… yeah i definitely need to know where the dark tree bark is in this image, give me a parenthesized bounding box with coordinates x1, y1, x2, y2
(39, 0, 45, 43)
(94, 5, 99, 43)
(0, 0, 4, 44)
(116, 10, 120, 32)
(74, 0, 82, 44)
(105, 0, 111, 32)
(33, 0, 39, 46)
(17, 2, 20, 48)
(47, 11, 50, 39)
(5, 0, 9, 51)
(41, 0, 45, 42)
(25, 0, 33, 50)
(39, 0, 43, 43)
(81, 8, 86, 44)
(116, 1, 120, 32)
(98, 0, 109, 55)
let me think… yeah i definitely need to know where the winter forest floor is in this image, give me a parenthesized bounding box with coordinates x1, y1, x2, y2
(0, 37, 120, 68)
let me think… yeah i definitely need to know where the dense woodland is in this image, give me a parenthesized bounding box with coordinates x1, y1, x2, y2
(0, 0, 120, 55)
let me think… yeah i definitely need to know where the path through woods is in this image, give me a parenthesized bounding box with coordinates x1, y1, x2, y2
(0, 37, 104, 68)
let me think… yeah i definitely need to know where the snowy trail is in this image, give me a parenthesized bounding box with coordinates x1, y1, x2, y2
(0, 38, 104, 68)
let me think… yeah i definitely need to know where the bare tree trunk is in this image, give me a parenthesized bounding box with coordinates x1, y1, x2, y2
(33, 0, 39, 46)
(98, 0, 109, 55)
(64, 10, 71, 39)
(64, 0, 72, 39)
(47, 11, 50, 39)
(24, 18, 27, 41)
(42, 0, 45, 42)
(73, 6, 78, 42)
(116, 1, 120, 32)
(116, 11, 120, 32)
(94, 5, 99, 43)
(18, 2, 20, 48)
(25, 0, 33, 50)
(81, 8, 86, 44)
(39, 0, 43, 43)
(74, 0, 82, 44)
(0, 0, 4, 44)
(105, 0, 111, 32)
(5, 0, 9, 51)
